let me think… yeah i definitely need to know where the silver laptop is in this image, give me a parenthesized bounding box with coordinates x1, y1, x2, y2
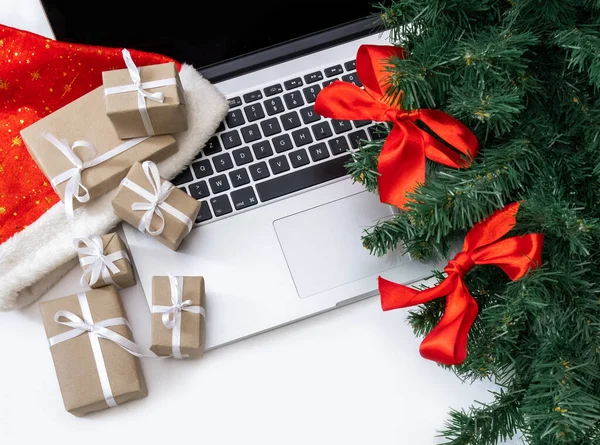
(121, 15, 441, 350)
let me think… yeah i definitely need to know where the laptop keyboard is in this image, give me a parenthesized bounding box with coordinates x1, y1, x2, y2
(172, 58, 383, 225)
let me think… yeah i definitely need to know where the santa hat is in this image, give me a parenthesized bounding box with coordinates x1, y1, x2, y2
(0, 25, 228, 310)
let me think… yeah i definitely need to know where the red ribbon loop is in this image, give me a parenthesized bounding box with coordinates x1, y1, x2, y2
(314, 44, 480, 209)
(378, 202, 544, 365)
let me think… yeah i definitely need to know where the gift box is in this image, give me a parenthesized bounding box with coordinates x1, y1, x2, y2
(150, 275, 206, 359)
(74, 233, 136, 289)
(40, 286, 148, 416)
(112, 161, 201, 250)
(21, 86, 177, 217)
(102, 49, 187, 139)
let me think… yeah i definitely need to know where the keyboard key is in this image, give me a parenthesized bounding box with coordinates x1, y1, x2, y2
(233, 146, 253, 166)
(269, 155, 291, 174)
(226, 109, 245, 128)
(243, 90, 262, 103)
(311, 121, 332, 140)
(193, 159, 213, 179)
(252, 140, 274, 160)
(172, 168, 193, 186)
(272, 134, 294, 153)
(264, 84, 283, 97)
(289, 149, 310, 168)
(322, 78, 338, 87)
(309, 142, 330, 162)
(283, 91, 304, 109)
(369, 124, 388, 140)
(344, 60, 356, 71)
(231, 187, 258, 210)
(221, 130, 242, 149)
(213, 152, 234, 172)
(291, 128, 313, 147)
(228, 96, 242, 108)
(209, 174, 230, 194)
(324, 64, 343, 77)
(210, 195, 233, 217)
(196, 201, 212, 223)
(203, 136, 222, 155)
(280, 111, 301, 130)
(300, 105, 320, 124)
(216, 121, 225, 133)
(304, 71, 324, 84)
(328, 136, 350, 155)
(264, 97, 285, 115)
(342, 72, 362, 87)
(348, 129, 368, 149)
(256, 154, 350, 202)
(354, 120, 371, 127)
(189, 180, 210, 199)
(241, 124, 261, 143)
(244, 103, 265, 122)
(284, 77, 303, 90)
(229, 168, 250, 187)
(302, 84, 321, 103)
(249, 162, 270, 181)
(331, 119, 352, 134)
(260, 117, 282, 137)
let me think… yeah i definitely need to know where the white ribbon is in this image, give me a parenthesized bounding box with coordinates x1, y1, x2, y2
(120, 160, 193, 236)
(151, 274, 205, 359)
(74, 235, 131, 288)
(48, 293, 159, 409)
(103, 48, 178, 136)
(42, 132, 148, 219)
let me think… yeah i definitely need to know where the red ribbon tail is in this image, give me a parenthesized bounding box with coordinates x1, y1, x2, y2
(379, 275, 457, 310)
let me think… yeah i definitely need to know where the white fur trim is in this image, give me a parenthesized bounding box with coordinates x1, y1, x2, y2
(0, 64, 228, 311)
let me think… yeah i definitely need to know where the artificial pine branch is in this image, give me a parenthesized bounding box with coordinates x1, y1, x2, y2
(349, 1, 600, 443)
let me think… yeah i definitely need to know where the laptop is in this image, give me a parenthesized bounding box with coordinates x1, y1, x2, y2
(42, 0, 441, 349)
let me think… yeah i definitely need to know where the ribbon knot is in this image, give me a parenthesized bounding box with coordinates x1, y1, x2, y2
(315, 44, 480, 209)
(74, 235, 130, 288)
(378, 202, 544, 365)
(445, 252, 475, 276)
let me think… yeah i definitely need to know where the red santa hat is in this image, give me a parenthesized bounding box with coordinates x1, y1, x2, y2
(0, 25, 228, 310)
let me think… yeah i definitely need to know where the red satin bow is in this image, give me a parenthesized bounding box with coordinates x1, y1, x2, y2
(379, 202, 544, 365)
(315, 44, 480, 209)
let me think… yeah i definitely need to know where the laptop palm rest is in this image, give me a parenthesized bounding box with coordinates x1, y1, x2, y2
(273, 191, 409, 298)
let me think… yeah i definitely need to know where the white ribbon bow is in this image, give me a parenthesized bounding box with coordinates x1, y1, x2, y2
(102, 49, 178, 136)
(48, 293, 159, 409)
(74, 235, 130, 288)
(151, 274, 205, 359)
(121, 160, 193, 236)
(42, 131, 148, 219)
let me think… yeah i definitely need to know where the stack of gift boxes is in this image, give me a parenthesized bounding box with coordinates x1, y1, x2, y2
(20, 49, 208, 416)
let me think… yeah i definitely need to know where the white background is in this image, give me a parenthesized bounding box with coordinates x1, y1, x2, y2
(0, 2, 518, 444)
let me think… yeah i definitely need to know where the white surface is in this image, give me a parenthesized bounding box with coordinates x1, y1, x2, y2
(0, 2, 519, 444)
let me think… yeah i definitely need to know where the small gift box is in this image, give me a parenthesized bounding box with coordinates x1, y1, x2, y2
(20, 86, 177, 218)
(111, 161, 201, 250)
(150, 274, 206, 359)
(102, 49, 187, 139)
(40, 286, 148, 416)
(74, 233, 136, 289)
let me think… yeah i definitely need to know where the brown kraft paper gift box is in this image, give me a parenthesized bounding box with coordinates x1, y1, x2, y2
(103, 62, 187, 139)
(77, 232, 136, 289)
(151, 275, 206, 358)
(21, 86, 177, 211)
(112, 161, 201, 250)
(40, 286, 147, 416)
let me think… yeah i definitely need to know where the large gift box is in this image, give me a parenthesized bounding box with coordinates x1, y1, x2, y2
(75, 233, 136, 289)
(40, 286, 148, 416)
(103, 50, 187, 139)
(20, 86, 177, 217)
(151, 275, 206, 359)
(112, 161, 201, 250)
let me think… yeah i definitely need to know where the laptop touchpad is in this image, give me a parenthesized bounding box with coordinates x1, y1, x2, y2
(273, 191, 404, 298)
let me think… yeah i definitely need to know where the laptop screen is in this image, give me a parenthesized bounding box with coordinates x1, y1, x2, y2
(41, 1, 377, 69)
